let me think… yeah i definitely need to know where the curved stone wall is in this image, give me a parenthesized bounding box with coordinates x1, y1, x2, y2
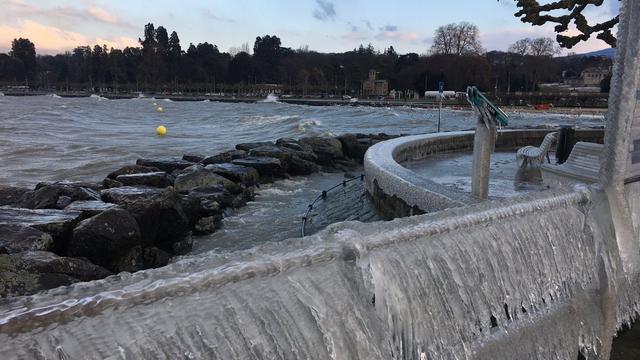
(364, 128, 604, 219)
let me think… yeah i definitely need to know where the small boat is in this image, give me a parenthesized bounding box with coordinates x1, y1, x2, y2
(533, 103, 552, 110)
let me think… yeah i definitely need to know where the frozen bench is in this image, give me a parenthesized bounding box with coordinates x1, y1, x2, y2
(516, 131, 557, 168)
(541, 141, 602, 185)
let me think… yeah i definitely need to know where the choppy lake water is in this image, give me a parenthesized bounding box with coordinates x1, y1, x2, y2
(0, 95, 605, 187)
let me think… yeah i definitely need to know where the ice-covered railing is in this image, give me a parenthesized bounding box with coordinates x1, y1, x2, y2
(0, 186, 635, 359)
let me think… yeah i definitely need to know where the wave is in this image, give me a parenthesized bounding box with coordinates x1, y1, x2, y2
(202, 99, 211, 103)
(163, 98, 174, 102)
(47, 94, 61, 99)
(260, 93, 280, 103)
(297, 119, 322, 132)
(89, 94, 108, 101)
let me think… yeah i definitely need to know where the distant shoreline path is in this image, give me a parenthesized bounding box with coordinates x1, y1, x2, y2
(1, 91, 608, 115)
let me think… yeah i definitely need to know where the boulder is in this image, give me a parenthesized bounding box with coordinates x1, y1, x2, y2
(174, 165, 241, 194)
(231, 157, 284, 180)
(111, 246, 171, 272)
(0, 224, 53, 254)
(122, 188, 191, 252)
(19, 183, 101, 209)
(194, 215, 223, 235)
(102, 178, 123, 189)
(276, 138, 305, 151)
(287, 156, 319, 175)
(235, 141, 275, 151)
(68, 209, 141, 271)
(298, 137, 344, 164)
(201, 149, 246, 165)
(100, 186, 164, 206)
(171, 236, 193, 255)
(115, 172, 174, 188)
(337, 133, 396, 163)
(182, 153, 205, 163)
(107, 165, 161, 180)
(65, 200, 121, 219)
(35, 181, 102, 191)
(0, 251, 111, 297)
(205, 163, 259, 186)
(0, 207, 82, 252)
(0, 186, 30, 206)
(136, 159, 194, 173)
(188, 186, 232, 211)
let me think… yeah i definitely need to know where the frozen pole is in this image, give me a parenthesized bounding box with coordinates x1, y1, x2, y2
(471, 115, 494, 199)
(467, 86, 508, 200)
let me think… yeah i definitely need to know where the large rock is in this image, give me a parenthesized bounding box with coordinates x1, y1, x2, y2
(287, 156, 319, 175)
(136, 158, 193, 173)
(65, 200, 120, 219)
(107, 165, 161, 179)
(174, 165, 241, 194)
(205, 163, 259, 186)
(111, 245, 171, 273)
(188, 186, 233, 211)
(100, 186, 164, 206)
(337, 133, 396, 163)
(232, 157, 284, 180)
(68, 209, 141, 271)
(276, 138, 305, 151)
(299, 137, 344, 164)
(0, 251, 111, 297)
(201, 149, 246, 165)
(235, 141, 275, 151)
(0, 207, 82, 252)
(121, 188, 191, 252)
(182, 153, 205, 163)
(19, 183, 101, 209)
(0, 224, 53, 254)
(115, 172, 174, 188)
(0, 186, 30, 206)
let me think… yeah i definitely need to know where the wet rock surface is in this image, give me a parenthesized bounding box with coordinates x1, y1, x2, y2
(68, 209, 141, 272)
(1, 132, 385, 297)
(0, 251, 111, 297)
(205, 163, 259, 186)
(64, 200, 120, 219)
(115, 172, 174, 188)
(201, 149, 246, 165)
(0, 186, 31, 206)
(136, 158, 193, 173)
(0, 224, 53, 254)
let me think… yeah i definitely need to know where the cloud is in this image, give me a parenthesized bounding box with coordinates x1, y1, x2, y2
(1, 0, 133, 29)
(365, 21, 374, 31)
(380, 25, 398, 32)
(201, 8, 235, 23)
(313, 0, 336, 21)
(0, 20, 138, 54)
(376, 31, 420, 42)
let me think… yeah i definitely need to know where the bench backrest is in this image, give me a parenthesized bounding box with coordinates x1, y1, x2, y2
(540, 132, 557, 154)
(565, 142, 603, 174)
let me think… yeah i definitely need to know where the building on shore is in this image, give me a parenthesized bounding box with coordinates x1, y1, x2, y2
(580, 67, 611, 86)
(361, 70, 388, 98)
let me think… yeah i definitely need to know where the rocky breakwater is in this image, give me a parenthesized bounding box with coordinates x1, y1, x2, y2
(0, 133, 396, 297)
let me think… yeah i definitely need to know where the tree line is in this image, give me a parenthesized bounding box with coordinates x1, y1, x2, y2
(0, 22, 612, 96)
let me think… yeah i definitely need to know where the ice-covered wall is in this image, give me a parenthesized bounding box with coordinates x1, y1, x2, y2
(0, 187, 634, 359)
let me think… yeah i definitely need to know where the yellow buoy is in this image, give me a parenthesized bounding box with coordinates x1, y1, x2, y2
(156, 125, 167, 136)
(156, 106, 164, 113)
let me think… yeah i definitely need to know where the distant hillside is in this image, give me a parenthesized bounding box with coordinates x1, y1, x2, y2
(577, 48, 616, 58)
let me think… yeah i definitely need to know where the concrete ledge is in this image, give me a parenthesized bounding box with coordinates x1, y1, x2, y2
(364, 128, 604, 218)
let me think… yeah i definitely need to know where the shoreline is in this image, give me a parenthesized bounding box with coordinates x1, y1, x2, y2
(1, 91, 609, 114)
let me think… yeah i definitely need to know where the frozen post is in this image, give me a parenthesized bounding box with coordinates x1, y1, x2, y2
(467, 87, 508, 200)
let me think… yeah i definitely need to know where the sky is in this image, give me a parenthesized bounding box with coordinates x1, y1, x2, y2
(0, 0, 621, 56)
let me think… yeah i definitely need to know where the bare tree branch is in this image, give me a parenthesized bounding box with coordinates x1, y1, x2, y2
(512, 0, 619, 48)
